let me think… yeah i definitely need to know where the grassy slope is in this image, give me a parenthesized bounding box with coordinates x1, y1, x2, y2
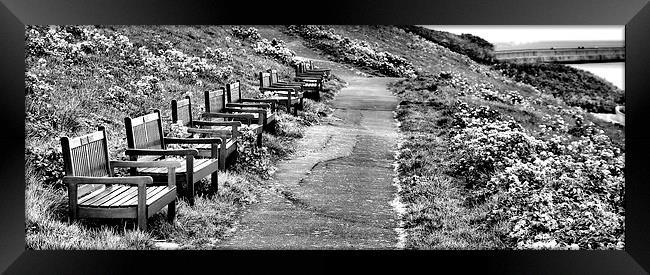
(24, 25, 344, 249)
(297, 25, 624, 249)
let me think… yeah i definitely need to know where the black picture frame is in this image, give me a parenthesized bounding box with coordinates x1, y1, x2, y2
(2, 0, 649, 273)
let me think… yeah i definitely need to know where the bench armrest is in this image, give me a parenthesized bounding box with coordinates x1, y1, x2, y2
(237, 99, 277, 112)
(294, 75, 324, 81)
(260, 86, 297, 92)
(165, 135, 228, 143)
(202, 112, 255, 120)
(277, 81, 306, 86)
(125, 148, 199, 157)
(109, 161, 179, 188)
(193, 120, 241, 137)
(63, 176, 152, 187)
(273, 82, 303, 87)
(193, 120, 242, 127)
(110, 160, 181, 169)
(226, 102, 271, 109)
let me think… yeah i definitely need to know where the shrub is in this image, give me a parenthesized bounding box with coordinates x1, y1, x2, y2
(25, 147, 65, 188)
(449, 101, 624, 249)
(275, 113, 305, 138)
(287, 25, 416, 77)
(493, 62, 623, 113)
(252, 38, 296, 65)
(262, 133, 295, 161)
(233, 125, 274, 179)
(398, 25, 496, 65)
(230, 27, 261, 41)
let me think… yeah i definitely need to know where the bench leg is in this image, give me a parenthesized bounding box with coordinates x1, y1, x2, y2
(219, 151, 226, 171)
(167, 200, 176, 223)
(186, 156, 195, 206)
(137, 185, 147, 231)
(68, 186, 78, 223)
(211, 171, 218, 194)
(286, 100, 292, 115)
(256, 132, 263, 147)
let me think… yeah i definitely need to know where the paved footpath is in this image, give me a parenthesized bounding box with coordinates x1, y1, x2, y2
(218, 30, 402, 249)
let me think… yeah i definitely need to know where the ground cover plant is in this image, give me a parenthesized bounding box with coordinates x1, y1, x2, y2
(24, 25, 344, 249)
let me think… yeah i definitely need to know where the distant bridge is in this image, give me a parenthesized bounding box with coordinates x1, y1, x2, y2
(494, 47, 625, 64)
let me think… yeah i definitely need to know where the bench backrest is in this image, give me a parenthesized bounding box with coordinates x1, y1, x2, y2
(61, 129, 111, 177)
(259, 72, 272, 88)
(295, 62, 308, 73)
(204, 88, 226, 113)
(60, 128, 111, 196)
(267, 69, 280, 84)
(225, 81, 242, 104)
(124, 110, 165, 150)
(171, 96, 193, 127)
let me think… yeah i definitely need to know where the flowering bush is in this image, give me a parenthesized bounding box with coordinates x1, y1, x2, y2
(287, 25, 416, 77)
(25, 147, 65, 188)
(229, 27, 299, 65)
(230, 27, 261, 41)
(103, 75, 165, 115)
(449, 101, 624, 249)
(135, 46, 234, 84)
(203, 47, 233, 62)
(25, 26, 133, 63)
(252, 38, 296, 65)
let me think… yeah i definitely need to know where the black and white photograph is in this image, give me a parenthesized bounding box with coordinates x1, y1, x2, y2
(23, 24, 626, 251)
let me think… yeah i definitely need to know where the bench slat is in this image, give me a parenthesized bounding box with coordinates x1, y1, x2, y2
(100, 186, 139, 207)
(78, 185, 118, 205)
(79, 186, 174, 208)
(109, 187, 139, 207)
(123, 186, 166, 206)
(81, 185, 130, 206)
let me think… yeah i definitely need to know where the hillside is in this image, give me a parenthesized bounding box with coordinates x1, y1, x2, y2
(25, 25, 624, 250)
(24, 25, 345, 249)
(286, 25, 624, 249)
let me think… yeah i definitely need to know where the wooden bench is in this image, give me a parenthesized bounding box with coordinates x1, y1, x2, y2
(172, 95, 240, 169)
(295, 61, 330, 81)
(308, 60, 331, 78)
(203, 88, 264, 146)
(225, 81, 279, 125)
(268, 69, 322, 101)
(259, 72, 304, 116)
(61, 127, 179, 231)
(124, 110, 221, 206)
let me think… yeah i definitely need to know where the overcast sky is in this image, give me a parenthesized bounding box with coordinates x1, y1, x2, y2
(423, 25, 624, 45)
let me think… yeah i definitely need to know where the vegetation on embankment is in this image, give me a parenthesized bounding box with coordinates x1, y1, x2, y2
(493, 62, 624, 113)
(397, 25, 496, 65)
(287, 25, 624, 250)
(24, 25, 345, 249)
(391, 73, 624, 250)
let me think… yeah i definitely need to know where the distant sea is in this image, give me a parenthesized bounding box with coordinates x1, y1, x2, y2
(566, 62, 624, 90)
